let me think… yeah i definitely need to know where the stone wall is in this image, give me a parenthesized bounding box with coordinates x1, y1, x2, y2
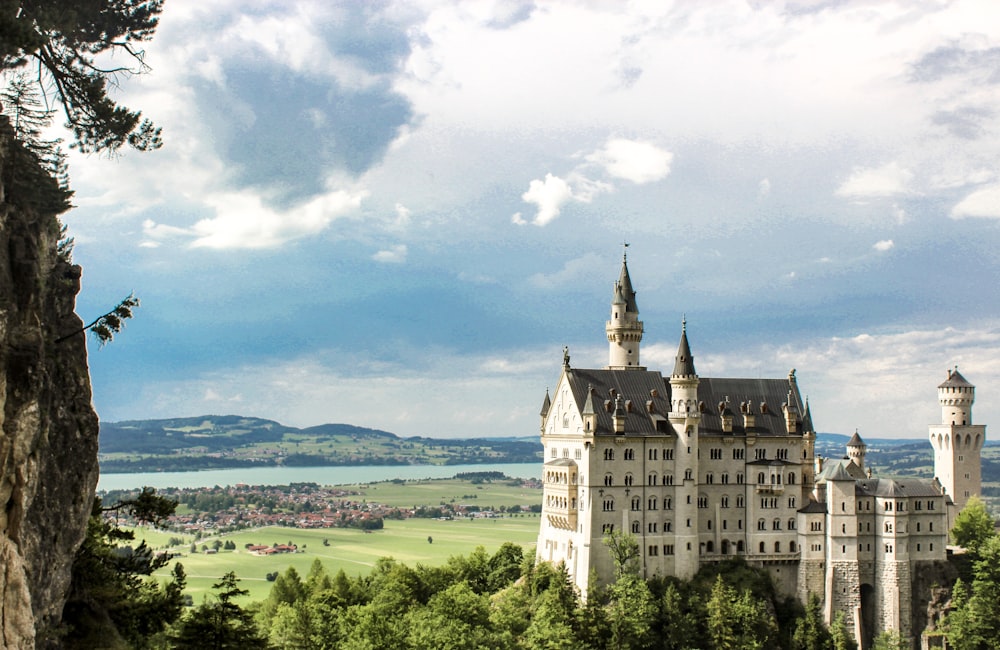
(0, 120, 100, 647)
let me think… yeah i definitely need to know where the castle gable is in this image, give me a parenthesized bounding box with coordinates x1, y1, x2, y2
(562, 368, 669, 435)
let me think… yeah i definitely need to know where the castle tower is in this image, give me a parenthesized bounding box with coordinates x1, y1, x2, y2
(669, 319, 700, 579)
(846, 431, 867, 472)
(605, 252, 644, 370)
(928, 367, 986, 511)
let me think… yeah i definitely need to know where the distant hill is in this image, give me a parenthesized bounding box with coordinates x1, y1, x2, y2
(99, 415, 542, 473)
(100, 417, 999, 484)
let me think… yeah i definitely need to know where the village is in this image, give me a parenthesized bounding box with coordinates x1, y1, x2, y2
(101, 478, 544, 539)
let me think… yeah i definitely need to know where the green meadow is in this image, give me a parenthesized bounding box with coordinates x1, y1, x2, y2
(139, 476, 544, 603)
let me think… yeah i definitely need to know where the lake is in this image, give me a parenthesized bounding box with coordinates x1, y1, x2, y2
(97, 462, 542, 492)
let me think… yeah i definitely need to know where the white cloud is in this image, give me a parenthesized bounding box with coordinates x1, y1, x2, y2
(372, 244, 408, 263)
(142, 189, 367, 249)
(873, 239, 895, 251)
(528, 253, 604, 289)
(518, 173, 574, 226)
(950, 184, 1000, 219)
(836, 162, 914, 199)
(585, 138, 673, 184)
(758, 178, 771, 198)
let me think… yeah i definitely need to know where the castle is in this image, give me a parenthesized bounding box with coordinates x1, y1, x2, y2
(535, 254, 984, 648)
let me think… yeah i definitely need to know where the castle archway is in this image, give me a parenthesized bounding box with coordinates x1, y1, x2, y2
(860, 583, 876, 650)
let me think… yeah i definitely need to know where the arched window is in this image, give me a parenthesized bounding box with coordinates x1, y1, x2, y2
(774, 541, 781, 553)
(632, 521, 640, 534)
(759, 541, 766, 553)
(648, 473, 657, 486)
(788, 472, 796, 485)
(706, 541, 714, 553)
(604, 474, 613, 486)
(631, 497, 641, 511)
(604, 448, 615, 461)
(624, 474, 634, 486)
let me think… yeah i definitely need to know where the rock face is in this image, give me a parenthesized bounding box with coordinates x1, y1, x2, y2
(0, 120, 100, 647)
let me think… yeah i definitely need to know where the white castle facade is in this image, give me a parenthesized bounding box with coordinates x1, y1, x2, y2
(535, 255, 985, 648)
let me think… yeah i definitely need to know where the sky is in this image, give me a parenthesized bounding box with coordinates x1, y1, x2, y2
(50, 0, 1000, 440)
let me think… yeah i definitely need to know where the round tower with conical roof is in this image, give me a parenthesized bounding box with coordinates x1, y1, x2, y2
(605, 252, 644, 370)
(846, 430, 867, 472)
(928, 367, 986, 511)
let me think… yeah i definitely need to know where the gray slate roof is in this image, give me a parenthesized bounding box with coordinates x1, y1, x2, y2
(855, 477, 946, 499)
(560, 368, 811, 437)
(939, 368, 973, 388)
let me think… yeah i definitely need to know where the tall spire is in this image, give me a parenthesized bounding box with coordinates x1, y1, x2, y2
(616, 247, 638, 314)
(671, 319, 696, 378)
(606, 249, 644, 369)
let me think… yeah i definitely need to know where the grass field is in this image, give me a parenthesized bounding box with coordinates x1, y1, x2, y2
(145, 515, 542, 603)
(339, 477, 542, 509)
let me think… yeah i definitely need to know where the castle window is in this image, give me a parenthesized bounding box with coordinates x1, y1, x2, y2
(758, 519, 766, 531)
(760, 542, 766, 553)
(632, 521, 640, 533)
(929, 522, 934, 532)
(773, 518, 781, 530)
(551, 448, 558, 458)
(930, 543, 934, 551)
(648, 473, 657, 486)
(648, 497, 657, 510)
(624, 448, 635, 460)
(706, 541, 714, 553)
(723, 520, 728, 530)
(664, 498, 672, 510)
(649, 449, 658, 461)
(776, 448, 788, 460)
(687, 519, 692, 528)
(790, 541, 797, 552)
(603, 500, 615, 511)
(721, 473, 729, 484)
(738, 541, 745, 553)
(917, 543, 921, 551)
(885, 523, 892, 533)
(602, 524, 614, 533)
(733, 448, 745, 460)
(563, 448, 569, 458)
(775, 541, 781, 553)
(604, 474, 613, 486)
(721, 496, 729, 508)
(665, 544, 675, 555)
(625, 474, 634, 486)
(758, 472, 766, 484)
(707, 520, 712, 530)
(648, 545, 658, 556)
(710, 448, 722, 460)
(664, 474, 674, 486)
(575, 449, 582, 460)
(736, 495, 745, 508)
(665, 449, 674, 460)
(738, 519, 743, 530)
(755, 448, 767, 460)
(788, 518, 796, 530)
(928, 501, 935, 511)
(916, 522, 921, 532)
(788, 497, 796, 508)
(915, 501, 922, 511)
(684, 469, 693, 481)
(631, 497, 641, 511)
(698, 496, 708, 508)
(604, 449, 614, 460)
(706, 473, 714, 484)
(787, 472, 796, 485)
(687, 495, 691, 504)
(665, 521, 672, 532)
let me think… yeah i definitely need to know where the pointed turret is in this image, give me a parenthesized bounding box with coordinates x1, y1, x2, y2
(846, 430, 867, 471)
(671, 318, 696, 378)
(605, 252, 644, 369)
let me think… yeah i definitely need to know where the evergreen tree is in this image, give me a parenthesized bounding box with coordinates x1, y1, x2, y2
(951, 496, 996, 556)
(793, 594, 833, 650)
(830, 611, 858, 650)
(171, 572, 268, 649)
(946, 535, 1000, 649)
(0, 0, 164, 152)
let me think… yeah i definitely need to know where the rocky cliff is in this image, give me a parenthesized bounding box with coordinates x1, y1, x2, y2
(0, 119, 100, 647)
